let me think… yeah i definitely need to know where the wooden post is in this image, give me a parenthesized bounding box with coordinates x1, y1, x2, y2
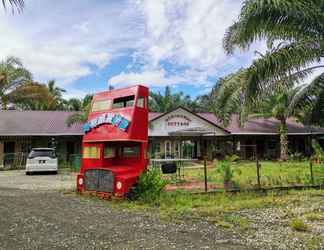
(255, 145, 261, 189)
(204, 156, 208, 192)
(310, 160, 314, 185)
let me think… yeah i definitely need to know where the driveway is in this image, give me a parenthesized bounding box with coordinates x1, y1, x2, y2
(0, 169, 75, 191)
(0, 170, 248, 250)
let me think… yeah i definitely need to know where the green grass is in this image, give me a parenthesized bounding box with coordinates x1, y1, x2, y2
(111, 189, 324, 224)
(182, 161, 324, 189)
(289, 217, 310, 232)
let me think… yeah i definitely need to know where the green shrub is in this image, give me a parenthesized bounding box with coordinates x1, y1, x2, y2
(217, 161, 233, 182)
(132, 168, 169, 204)
(289, 217, 309, 232)
(217, 161, 235, 189)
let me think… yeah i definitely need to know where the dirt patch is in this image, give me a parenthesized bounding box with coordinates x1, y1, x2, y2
(165, 181, 219, 191)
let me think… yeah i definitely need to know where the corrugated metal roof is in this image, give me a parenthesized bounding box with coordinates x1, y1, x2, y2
(0, 111, 83, 136)
(0, 110, 323, 136)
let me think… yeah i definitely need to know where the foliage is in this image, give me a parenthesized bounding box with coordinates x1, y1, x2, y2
(289, 217, 309, 232)
(211, 65, 314, 160)
(0, 56, 52, 110)
(216, 161, 234, 187)
(311, 139, 324, 163)
(149, 86, 211, 113)
(132, 168, 169, 204)
(223, 0, 324, 125)
(65, 95, 93, 127)
(288, 152, 305, 162)
(1, 0, 24, 12)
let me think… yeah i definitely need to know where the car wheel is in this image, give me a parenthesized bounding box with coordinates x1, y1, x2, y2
(52, 171, 58, 175)
(25, 171, 30, 175)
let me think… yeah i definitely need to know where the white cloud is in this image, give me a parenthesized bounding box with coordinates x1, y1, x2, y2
(109, 0, 266, 88)
(108, 68, 186, 87)
(0, 0, 267, 95)
(0, 0, 142, 85)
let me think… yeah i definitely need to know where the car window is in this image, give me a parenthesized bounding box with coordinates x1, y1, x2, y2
(29, 150, 56, 158)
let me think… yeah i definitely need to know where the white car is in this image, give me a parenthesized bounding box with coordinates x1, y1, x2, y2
(26, 148, 58, 175)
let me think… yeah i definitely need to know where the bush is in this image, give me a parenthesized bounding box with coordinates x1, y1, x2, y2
(132, 168, 169, 204)
(289, 217, 309, 232)
(217, 161, 234, 189)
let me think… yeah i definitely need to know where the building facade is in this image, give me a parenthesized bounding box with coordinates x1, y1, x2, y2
(0, 108, 323, 168)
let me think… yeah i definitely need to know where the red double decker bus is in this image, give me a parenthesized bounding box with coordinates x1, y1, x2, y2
(76, 85, 149, 197)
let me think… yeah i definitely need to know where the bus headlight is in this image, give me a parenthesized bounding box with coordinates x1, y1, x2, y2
(116, 181, 122, 190)
(78, 177, 83, 186)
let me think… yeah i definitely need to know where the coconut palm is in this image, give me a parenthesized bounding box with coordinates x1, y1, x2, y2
(210, 69, 249, 126)
(66, 95, 93, 127)
(0, 56, 48, 109)
(2, 0, 24, 12)
(212, 67, 321, 160)
(223, 0, 324, 106)
(149, 86, 200, 112)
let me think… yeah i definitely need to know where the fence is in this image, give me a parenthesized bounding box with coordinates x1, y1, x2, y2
(0, 152, 82, 172)
(155, 159, 324, 192)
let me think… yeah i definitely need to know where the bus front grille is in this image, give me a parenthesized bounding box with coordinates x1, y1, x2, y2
(84, 169, 114, 192)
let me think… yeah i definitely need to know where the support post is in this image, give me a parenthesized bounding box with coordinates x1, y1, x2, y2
(310, 160, 314, 185)
(255, 145, 261, 189)
(0, 141, 3, 168)
(204, 155, 208, 192)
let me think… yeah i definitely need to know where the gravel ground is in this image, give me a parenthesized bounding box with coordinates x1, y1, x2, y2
(0, 170, 75, 191)
(0, 188, 248, 250)
(0, 171, 248, 250)
(0, 170, 323, 249)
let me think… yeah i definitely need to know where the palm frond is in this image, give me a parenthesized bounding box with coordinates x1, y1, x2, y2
(224, 0, 324, 54)
(66, 113, 87, 127)
(2, 0, 24, 12)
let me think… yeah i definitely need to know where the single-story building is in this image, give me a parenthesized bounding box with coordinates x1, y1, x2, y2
(1, 107, 324, 167)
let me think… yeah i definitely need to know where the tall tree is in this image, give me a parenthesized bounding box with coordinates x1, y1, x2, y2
(149, 86, 201, 112)
(223, 0, 324, 110)
(212, 67, 320, 160)
(66, 95, 93, 127)
(1, 0, 24, 12)
(0, 56, 48, 110)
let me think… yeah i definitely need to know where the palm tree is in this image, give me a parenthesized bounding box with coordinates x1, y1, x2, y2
(66, 95, 93, 127)
(223, 0, 324, 108)
(211, 67, 320, 160)
(2, 0, 24, 12)
(149, 86, 200, 112)
(0, 56, 48, 109)
(210, 69, 249, 126)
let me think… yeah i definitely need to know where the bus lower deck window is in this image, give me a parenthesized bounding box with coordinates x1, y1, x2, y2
(122, 146, 139, 157)
(104, 145, 116, 158)
(83, 146, 100, 159)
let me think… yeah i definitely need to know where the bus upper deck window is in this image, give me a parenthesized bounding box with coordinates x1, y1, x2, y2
(112, 95, 134, 109)
(137, 97, 146, 108)
(92, 100, 112, 112)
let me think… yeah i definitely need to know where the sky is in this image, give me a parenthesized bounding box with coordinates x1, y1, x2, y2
(0, 0, 267, 99)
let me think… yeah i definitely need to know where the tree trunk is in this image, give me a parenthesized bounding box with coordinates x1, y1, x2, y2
(279, 119, 288, 161)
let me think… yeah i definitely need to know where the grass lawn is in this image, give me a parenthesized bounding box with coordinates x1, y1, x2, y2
(180, 160, 324, 189)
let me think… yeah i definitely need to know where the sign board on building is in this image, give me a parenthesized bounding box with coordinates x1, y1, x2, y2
(165, 114, 191, 127)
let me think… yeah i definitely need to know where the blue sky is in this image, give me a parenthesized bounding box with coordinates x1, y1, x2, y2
(0, 0, 266, 99)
